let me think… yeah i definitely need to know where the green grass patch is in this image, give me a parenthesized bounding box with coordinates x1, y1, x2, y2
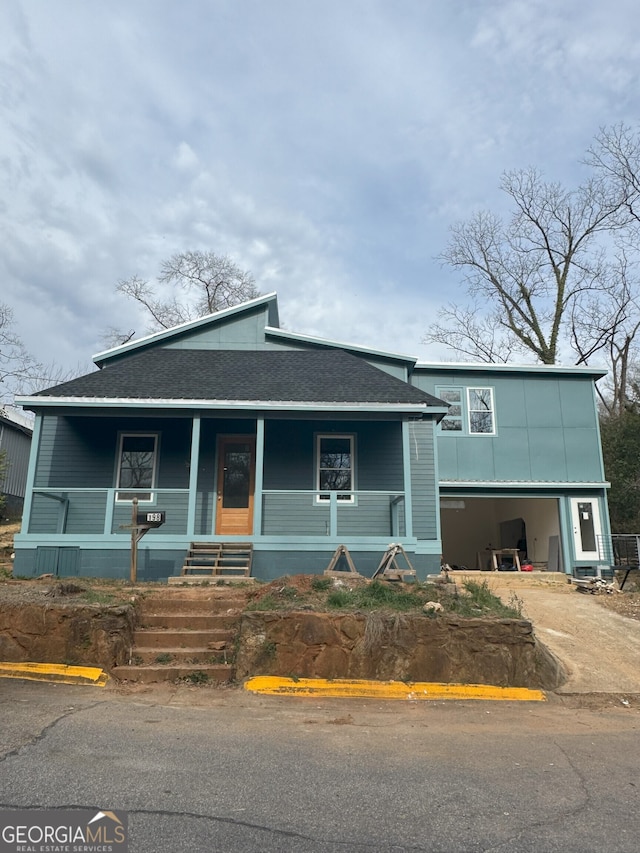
(244, 576, 523, 619)
(449, 579, 523, 618)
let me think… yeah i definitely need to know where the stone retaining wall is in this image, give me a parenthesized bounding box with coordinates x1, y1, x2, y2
(0, 603, 135, 670)
(235, 611, 565, 689)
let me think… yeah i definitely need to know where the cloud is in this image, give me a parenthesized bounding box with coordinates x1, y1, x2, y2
(1, 0, 640, 381)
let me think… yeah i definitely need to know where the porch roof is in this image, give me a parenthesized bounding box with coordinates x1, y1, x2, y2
(21, 348, 447, 414)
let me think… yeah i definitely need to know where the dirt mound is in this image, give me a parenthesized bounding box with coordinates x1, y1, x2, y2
(245, 572, 367, 608)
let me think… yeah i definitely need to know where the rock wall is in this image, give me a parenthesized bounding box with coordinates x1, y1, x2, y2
(235, 611, 565, 689)
(0, 603, 135, 669)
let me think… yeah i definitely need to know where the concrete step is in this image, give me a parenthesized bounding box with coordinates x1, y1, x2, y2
(133, 628, 235, 648)
(140, 613, 240, 630)
(132, 647, 231, 665)
(139, 596, 242, 615)
(113, 663, 234, 685)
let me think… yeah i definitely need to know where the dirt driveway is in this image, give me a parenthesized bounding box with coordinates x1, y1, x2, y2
(458, 572, 640, 695)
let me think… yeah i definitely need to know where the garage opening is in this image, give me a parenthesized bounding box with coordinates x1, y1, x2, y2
(440, 497, 562, 572)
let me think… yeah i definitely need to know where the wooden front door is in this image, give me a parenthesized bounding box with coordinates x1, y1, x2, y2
(215, 436, 256, 535)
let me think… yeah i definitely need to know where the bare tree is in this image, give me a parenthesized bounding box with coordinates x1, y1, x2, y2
(0, 302, 77, 402)
(426, 168, 626, 365)
(570, 252, 640, 414)
(586, 124, 640, 226)
(105, 251, 259, 346)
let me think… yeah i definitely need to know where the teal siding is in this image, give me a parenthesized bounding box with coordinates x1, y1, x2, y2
(262, 495, 330, 536)
(260, 420, 405, 537)
(34, 415, 193, 490)
(14, 545, 441, 581)
(30, 415, 193, 534)
(263, 420, 403, 491)
(409, 420, 438, 539)
(165, 306, 270, 351)
(66, 492, 108, 534)
(34, 416, 114, 488)
(28, 494, 63, 534)
(261, 493, 404, 537)
(414, 369, 604, 484)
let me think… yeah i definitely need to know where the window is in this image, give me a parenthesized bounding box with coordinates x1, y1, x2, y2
(438, 388, 463, 431)
(316, 435, 354, 502)
(116, 434, 158, 501)
(437, 386, 496, 435)
(467, 388, 495, 434)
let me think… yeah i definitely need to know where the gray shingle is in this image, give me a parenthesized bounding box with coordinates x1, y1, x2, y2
(35, 348, 444, 407)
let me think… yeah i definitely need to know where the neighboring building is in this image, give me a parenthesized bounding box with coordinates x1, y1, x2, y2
(0, 407, 33, 520)
(13, 293, 610, 580)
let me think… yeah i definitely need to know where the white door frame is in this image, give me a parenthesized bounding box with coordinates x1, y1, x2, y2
(569, 497, 602, 561)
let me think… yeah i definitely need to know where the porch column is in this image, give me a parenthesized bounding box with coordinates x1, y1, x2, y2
(186, 415, 201, 537)
(20, 413, 42, 535)
(253, 417, 265, 536)
(402, 419, 414, 538)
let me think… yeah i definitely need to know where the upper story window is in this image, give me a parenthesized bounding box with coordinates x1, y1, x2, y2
(468, 387, 495, 434)
(438, 388, 463, 432)
(116, 433, 158, 501)
(437, 387, 496, 436)
(316, 434, 354, 502)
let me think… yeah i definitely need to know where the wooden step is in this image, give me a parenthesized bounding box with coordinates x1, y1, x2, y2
(167, 575, 255, 585)
(180, 542, 253, 578)
(181, 566, 250, 576)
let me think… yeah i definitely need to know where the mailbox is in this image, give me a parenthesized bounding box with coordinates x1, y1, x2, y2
(136, 511, 166, 528)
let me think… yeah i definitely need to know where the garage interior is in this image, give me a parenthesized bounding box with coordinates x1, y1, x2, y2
(440, 497, 562, 572)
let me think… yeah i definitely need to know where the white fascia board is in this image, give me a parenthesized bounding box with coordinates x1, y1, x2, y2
(416, 361, 607, 378)
(16, 395, 434, 415)
(92, 292, 279, 364)
(439, 480, 610, 489)
(265, 326, 417, 365)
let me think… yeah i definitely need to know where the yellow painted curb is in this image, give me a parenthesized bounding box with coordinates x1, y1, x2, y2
(0, 662, 109, 687)
(245, 676, 545, 702)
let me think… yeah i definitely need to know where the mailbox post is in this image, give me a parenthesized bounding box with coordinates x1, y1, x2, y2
(125, 498, 166, 583)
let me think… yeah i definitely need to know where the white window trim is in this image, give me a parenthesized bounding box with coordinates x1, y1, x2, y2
(315, 433, 355, 504)
(115, 432, 159, 503)
(466, 387, 496, 436)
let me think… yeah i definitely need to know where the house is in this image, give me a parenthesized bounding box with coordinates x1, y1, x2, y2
(0, 406, 33, 520)
(13, 293, 611, 581)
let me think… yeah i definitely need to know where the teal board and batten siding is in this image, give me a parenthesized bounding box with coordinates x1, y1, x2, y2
(411, 370, 605, 484)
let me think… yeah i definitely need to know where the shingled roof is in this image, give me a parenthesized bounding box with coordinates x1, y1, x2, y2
(33, 348, 444, 408)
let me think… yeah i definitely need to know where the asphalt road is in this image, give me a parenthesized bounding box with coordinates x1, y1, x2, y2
(1, 680, 639, 853)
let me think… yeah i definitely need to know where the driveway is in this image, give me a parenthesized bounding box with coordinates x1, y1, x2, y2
(460, 572, 640, 695)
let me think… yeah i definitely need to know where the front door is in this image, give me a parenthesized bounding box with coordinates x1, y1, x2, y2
(215, 436, 256, 535)
(570, 497, 602, 561)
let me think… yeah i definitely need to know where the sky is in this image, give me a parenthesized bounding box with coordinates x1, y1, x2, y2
(2, 0, 640, 384)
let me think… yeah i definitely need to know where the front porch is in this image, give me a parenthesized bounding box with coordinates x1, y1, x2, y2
(14, 411, 442, 580)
